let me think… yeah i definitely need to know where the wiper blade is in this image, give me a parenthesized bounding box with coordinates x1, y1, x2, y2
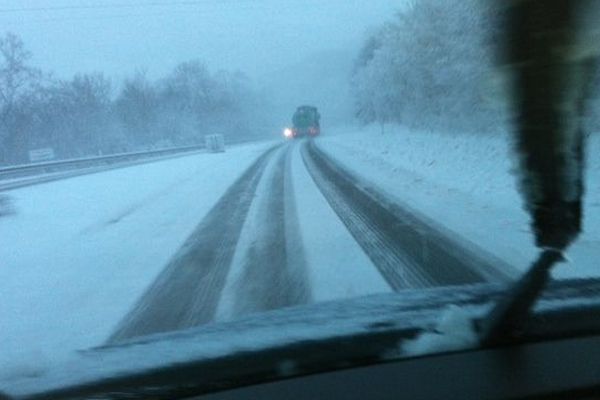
(478, 249, 565, 346)
(479, 0, 600, 345)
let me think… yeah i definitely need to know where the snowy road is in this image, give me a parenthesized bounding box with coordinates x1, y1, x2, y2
(106, 140, 512, 343)
(302, 141, 514, 288)
(1, 137, 513, 366)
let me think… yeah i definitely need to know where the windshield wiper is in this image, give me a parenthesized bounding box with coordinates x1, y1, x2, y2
(478, 0, 599, 346)
(478, 249, 565, 346)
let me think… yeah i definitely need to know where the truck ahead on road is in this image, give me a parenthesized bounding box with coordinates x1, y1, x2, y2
(285, 105, 320, 139)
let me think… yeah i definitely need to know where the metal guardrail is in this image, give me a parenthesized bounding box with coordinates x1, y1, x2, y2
(0, 144, 207, 181)
(0, 137, 268, 192)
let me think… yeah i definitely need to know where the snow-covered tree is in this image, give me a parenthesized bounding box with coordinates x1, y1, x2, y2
(352, 0, 504, 134)
(0, 32, 41, 163)
(116, 71, 159, 147)
(0, 35, 269, 165)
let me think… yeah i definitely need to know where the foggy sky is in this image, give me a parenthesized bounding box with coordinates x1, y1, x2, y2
(0, 0, 403, 81)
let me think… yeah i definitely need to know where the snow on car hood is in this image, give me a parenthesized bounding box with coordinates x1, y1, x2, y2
(2, 278, 600, 399)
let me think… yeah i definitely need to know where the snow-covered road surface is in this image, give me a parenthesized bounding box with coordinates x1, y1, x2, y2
(0, 134, 532, 370)
(106, 140, 511, 343)
(317, 126, 600, 280)
(108, 142, 396, 342)
(0, 142, 274, 369)
(302, 141, 515, 288)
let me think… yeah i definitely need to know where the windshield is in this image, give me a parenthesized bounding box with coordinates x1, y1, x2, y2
(1, 0, 599, 390)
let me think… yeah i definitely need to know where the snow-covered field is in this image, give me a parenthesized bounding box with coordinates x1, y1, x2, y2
(0, 142, 274, 374)
(318, 125, 600, 279)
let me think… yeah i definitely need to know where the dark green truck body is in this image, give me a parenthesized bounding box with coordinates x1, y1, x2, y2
(291, 105, 320, 137)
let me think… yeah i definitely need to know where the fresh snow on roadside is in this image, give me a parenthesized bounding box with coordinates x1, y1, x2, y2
(317, 125, 600, 279)
(0, 142, 274, 374)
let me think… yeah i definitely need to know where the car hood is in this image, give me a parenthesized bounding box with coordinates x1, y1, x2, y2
(3, 278, 600, 400)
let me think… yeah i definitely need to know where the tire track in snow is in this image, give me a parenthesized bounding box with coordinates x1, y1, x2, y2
(107, 145, 279, 343)
(219, 144, 311, 318)
(301, 140, 514, 290)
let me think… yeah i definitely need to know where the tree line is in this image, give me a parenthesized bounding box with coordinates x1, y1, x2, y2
(351, 0, 600, 134)
(0, 33, 266, 165)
